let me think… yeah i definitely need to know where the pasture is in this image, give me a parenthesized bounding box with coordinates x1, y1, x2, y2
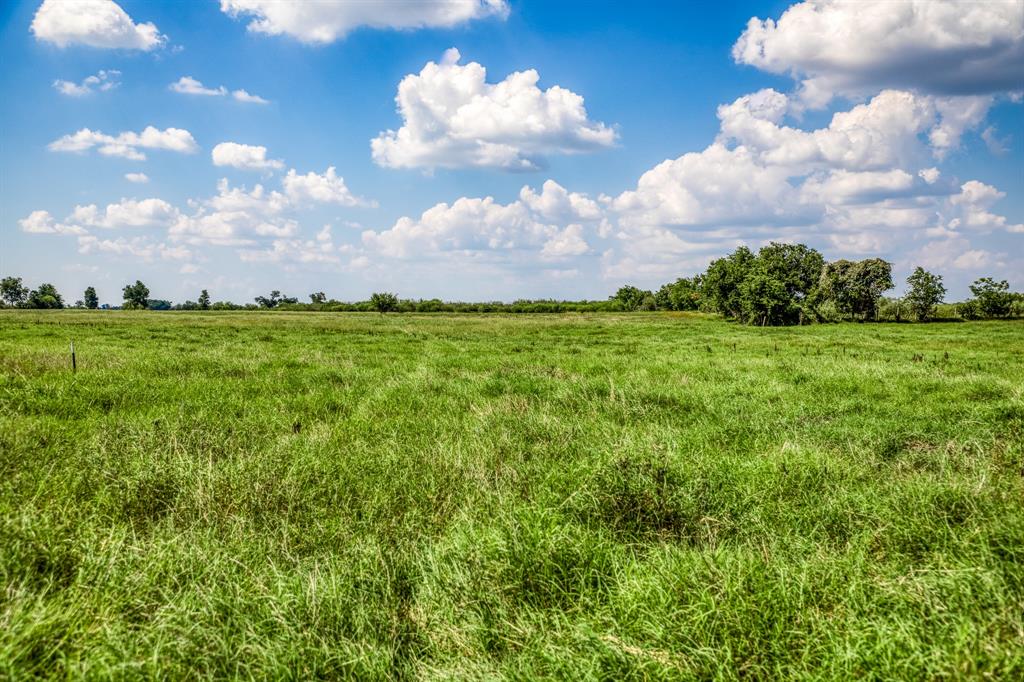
(1, 311, 1022, 679)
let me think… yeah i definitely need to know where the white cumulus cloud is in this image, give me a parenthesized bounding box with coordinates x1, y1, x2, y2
(950, 181, 1024, 233)
(733, 0, 1024, 107)
(372, 48, 616, 171)
(77, 235, 191, 262)
(717, 88, 990, 169)
(31, 0, 165, 50)
(125, 172, 149, 183)
(212, 142, 284, 171)
(170, 76, 227, 96)
(232, 89, 269, 104)
(362, 180, 598, 260)
(53, 69, 120, 96)
(170, 76, 270, 103)
(67, 198, 181, 230)
(612, 143, 811, 230)
(48, 126, 198, 161)
(282, 167, 370, 206)
(220, 0, 508, 44)
(18, 210, 87, 235)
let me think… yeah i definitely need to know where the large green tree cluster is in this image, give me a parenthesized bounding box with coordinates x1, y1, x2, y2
(651, 244, 952, 326)
(699, 243, 827, 325)
(1, 277, 65, 309)
(817, 258, 894, 320)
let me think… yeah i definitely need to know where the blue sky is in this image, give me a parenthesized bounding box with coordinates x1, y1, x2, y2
(1, 0, 1021, 305)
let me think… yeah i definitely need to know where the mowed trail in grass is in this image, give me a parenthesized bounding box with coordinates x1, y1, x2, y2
(1, 311, 1022, 679)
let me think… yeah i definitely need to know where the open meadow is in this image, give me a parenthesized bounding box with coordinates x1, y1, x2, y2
(1, 311, 1023, 679)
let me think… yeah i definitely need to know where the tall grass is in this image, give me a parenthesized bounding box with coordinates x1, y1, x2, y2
(1, 311, 1022, 678)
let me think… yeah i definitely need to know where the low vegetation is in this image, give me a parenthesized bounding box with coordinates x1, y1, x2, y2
(2, 311, 1022, 678)
(4, 243, 1022, 322)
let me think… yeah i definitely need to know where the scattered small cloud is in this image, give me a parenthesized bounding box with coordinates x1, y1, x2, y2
(48, 126, 198, 161)
(170, 76, 269, 103)
(170, 76, 226, 96)
(232, 89, 269, 104)
(981, 126, 1011, 156)
(212, 142, 284, 171)
(283, 167, 373, 206)
(53, 69, 120, 96)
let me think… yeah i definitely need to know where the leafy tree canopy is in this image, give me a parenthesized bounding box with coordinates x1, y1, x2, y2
(905, 267, 946, 321)
(255, 290, 297, 308)
(1, 276, 29, 307)
(27, 283, 64, 309)
(84, 286, 99, 309)
(122, 280, 150, 310)
(969, 277, 1012, 318)
(818, 258, 893, 320)
(370, 292, 399, 313)
(610, 285, 654, 311)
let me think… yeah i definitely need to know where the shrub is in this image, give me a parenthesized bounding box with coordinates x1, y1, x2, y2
(27, 283, 65, 309)
(370, 292, 399, 313)
(958, 299, 981, 320)
(969, 278, 1013, 318)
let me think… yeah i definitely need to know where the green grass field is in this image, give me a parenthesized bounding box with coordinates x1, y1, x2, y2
(2, 311, 1022, 679)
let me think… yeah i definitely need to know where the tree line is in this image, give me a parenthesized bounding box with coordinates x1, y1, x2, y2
(2, 242, 1021, 323)
(614, 243, 1021, 323)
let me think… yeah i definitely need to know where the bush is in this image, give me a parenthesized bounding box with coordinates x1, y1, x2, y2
(958, 300, 981, 320)
(370, 292, 399, 313)
(969, 278, 1013, 318)
(814, 299, 843, 323)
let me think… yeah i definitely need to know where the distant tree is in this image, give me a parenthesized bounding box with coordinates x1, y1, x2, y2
(738, 243, 824, 325)
(656, 276, 702, 311)
(255, 291, 282, 308)
(968, 277, 1012, 318)
(27, 283, 65, 309)
(1, 276, 29, 307)
(818, 258, 893, 320)
(147, 299, 172, 311)
(370, 292, 399, 313)
(418, 298, 445, 312)
(610, 285, 653, 311)
(702, 246, 755, 319)
(83, 286, 99, 309)
(198, 289, 211, 310)
(905, 267, 945, 321)
(309, 291, 326, 304)
(122, 280, 150, 310)
(255, 290, 297, 308)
